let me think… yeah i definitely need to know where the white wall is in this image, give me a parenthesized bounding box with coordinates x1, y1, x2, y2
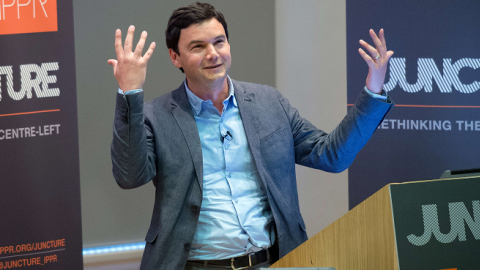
(276, 0, 349, 237)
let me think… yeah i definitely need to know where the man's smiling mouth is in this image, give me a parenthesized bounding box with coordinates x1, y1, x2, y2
(204, 63, 222, 69)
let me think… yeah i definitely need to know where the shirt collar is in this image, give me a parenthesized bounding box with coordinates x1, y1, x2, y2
(184, 76, 237, 115)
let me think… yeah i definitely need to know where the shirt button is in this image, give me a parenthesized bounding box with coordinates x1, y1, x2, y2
(184, 243, 190, 250)
(191, 205, 199, 213)
(234, 199, 238, 204)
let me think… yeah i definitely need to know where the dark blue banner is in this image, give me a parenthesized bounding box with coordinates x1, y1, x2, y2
(0, 0, 83, 269)
(347, 1, 480, 208)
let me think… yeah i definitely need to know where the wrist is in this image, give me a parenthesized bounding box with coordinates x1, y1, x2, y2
(364, 86, 387, 100)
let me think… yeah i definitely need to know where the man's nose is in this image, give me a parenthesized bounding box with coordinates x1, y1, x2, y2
(205, 44, 219, 61)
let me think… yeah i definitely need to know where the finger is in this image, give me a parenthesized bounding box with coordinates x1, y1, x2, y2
(369, 29, 385, 56)
(114, 29, 123, 58)
(143, 42, 157, 61)
(379, 29, 387, 50)
(134, 31, 147, 56)
(358, 48, 375, 67)
(124, 25, 135, 53)
(359, 39, 379, 59)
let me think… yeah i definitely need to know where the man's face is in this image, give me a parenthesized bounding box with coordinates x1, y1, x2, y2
(169, 18, 231, 87)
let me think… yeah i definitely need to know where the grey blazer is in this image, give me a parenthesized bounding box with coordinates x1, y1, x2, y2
(111, 80, 393, 270)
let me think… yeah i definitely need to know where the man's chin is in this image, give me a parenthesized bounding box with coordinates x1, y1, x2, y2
(204, 70, 227, 81)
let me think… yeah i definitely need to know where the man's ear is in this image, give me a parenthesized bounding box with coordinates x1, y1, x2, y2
(169, 48, 182, 69)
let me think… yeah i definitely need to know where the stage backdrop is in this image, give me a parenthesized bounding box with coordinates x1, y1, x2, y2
(0, 0, 83, 269)
(347, 1, 480, 268)
(347, 0, 480, 206)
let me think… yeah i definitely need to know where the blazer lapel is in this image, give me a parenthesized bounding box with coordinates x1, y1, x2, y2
(233, 80, 268, 189)
(170, 84, 203, 191)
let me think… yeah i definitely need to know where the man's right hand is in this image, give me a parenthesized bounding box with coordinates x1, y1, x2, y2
(107, 25, 156, 92)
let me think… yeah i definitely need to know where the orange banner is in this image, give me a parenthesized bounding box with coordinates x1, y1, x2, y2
(0, 0, 57, 35)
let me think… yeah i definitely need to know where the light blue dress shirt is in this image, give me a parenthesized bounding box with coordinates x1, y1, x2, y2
(183, 77, 273, 260)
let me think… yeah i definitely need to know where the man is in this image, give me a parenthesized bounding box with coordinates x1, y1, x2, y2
(109, 2, 393, 270)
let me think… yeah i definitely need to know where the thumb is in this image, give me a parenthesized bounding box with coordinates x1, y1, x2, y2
(386, 51, 394, 61)
(107, 59, 117, 75)
(107, 59, 117, 67)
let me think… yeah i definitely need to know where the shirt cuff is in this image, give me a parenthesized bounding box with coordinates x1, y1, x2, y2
(118, 88, 143, 95)
(364, 86, 388, 100)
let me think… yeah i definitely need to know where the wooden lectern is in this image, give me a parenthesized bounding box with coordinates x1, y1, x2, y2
(271, 177, 480, 270)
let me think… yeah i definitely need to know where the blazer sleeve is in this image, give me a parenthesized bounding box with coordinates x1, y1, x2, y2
(277, 89, 393, 173)
(111, 91, 157, 189)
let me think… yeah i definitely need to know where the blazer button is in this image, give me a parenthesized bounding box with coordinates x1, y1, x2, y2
(184, 243, 190, 250)
(191, 205, 199, 213)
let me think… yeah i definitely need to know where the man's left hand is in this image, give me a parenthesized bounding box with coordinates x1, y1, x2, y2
(358, 29, 394, 94)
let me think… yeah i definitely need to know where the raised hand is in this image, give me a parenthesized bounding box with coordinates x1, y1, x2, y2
(358, 29, 394, 94)
(107, 25, 156, 92)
